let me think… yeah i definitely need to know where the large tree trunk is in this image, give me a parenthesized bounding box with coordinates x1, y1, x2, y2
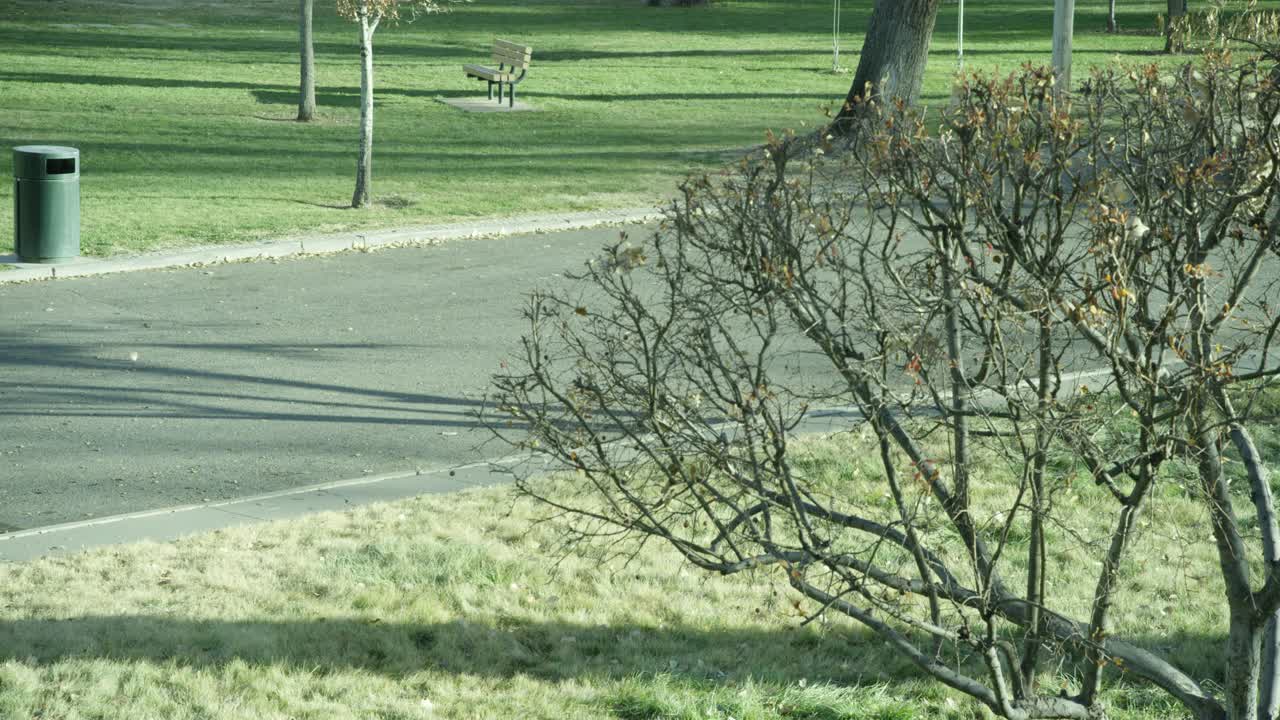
(831, 0, 941, 133)
(298, 0, 316, 122)
(1164, 0, 1188, 53)
(352, 10, 374, 208)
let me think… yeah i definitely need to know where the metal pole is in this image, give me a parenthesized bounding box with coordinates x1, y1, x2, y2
(832, 0, 840, 72)
(957, 0, 964, 71)
(1052, 0, 1075, 96)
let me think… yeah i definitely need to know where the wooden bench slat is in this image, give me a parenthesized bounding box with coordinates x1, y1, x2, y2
(493, 47, 532, 59)
(492, 46, 531, 58)
(492, 48, 532, 62)
(493, 39, 532, 55)
(491, 54, 531, 69)
(464, 64, 516, 81)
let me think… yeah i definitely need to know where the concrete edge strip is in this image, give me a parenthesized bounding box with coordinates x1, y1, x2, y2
(0, 207, 665, 284)
(0, 454, 525, 545)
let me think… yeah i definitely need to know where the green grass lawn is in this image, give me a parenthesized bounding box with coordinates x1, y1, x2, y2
(0, 0, 1252, 257)
(0, 429, 1251, 720)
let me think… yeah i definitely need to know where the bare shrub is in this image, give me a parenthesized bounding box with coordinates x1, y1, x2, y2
(491, 47, 1280, 720)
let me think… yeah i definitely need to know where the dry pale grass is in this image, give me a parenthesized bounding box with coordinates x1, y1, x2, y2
(0, 428, 1247, 719)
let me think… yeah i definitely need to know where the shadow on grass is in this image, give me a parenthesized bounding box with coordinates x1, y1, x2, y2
(63, 139, 738, 178)
(251, 88, 837, 107)
(0, 613, 1226, 704)
(0, 71, 837, 107)
(0, 615, 910, 686)
(292, 198, 357, 210)
(0, 28, 466, 61)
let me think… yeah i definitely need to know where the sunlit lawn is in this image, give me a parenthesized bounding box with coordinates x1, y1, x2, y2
(0, 427, 1258, 719)
(0, 0, 1249, 256)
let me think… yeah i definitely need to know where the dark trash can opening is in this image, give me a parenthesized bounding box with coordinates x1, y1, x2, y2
(46, 158, 75, 174)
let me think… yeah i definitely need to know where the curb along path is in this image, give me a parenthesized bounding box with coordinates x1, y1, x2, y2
(0, 207, 664, 284)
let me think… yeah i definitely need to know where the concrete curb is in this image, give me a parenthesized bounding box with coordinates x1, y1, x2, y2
(0, 409, 863, 564)
(0, 456, 531, 563)
(0, 206, 663, 285)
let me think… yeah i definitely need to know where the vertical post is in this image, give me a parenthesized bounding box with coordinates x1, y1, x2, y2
(1052, 0, 1075, 96)
(957, 0, 964, 71)
(832, 0, 841, 72)
(298, 0, 315, 122)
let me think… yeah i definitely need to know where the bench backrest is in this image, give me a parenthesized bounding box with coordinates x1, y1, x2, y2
(491, 39, 533, 70)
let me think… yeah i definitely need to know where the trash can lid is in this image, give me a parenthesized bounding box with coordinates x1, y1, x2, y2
(14, 145, 79, 158)
(13, 145, 79, 180)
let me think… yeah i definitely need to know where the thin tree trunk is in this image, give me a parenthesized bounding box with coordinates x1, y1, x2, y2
(1227, 607, 1263, 720)
(1081, 456, 1156, 706)
(1227, 423, 1280, 720)
(1052, 0, 1075, 96)
(298, 0, 316, 121)
(1020, 320, 1053, 696)
(352, 10, 374, 208)
(1164, 0, 1188, 53)
(831, 0, 941, 133)
(1107, 0, 1117, 32)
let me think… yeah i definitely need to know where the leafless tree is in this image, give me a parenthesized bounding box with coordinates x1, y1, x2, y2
(491, 47, 1280, 720)
(337, 0, 462, 208)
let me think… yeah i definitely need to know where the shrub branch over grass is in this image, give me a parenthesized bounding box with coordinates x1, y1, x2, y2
(0, 440, 1250, 719)
(491, 46, 1280, 720)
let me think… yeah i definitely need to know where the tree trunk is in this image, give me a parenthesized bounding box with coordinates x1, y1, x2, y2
(1107, 0, 1117, 33)
(1052, 0, 1075, 96)
(352, 10, 374, 208)
(831, 0, 941, 133)
(1164, 0, 1187, 53)
(1226, 423, 1280, 720)
(298, 0, 316, 122)
(1225, 610, 1262, 720)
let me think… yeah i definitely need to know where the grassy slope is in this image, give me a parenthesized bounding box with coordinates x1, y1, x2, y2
(0, 0, 1238, 256)
(0, 427, 1259, 720)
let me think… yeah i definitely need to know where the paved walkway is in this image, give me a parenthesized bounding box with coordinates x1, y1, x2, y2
(0, 209, 848, 563)
(0, 211, 648, 559)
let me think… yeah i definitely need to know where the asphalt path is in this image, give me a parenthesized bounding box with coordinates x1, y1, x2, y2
(0, 226, 666, 532)
(1, 214, 1260, 538)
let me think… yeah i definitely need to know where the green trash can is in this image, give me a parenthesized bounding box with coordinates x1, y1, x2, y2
(13, 145, 80, 263)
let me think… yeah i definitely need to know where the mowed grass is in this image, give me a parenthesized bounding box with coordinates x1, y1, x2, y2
(0, 429, 1252, 720)
(0, 0, 1254, 256)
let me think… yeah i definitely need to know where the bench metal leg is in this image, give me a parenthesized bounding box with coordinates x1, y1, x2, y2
(498, 82, 504, 104)
(487, 81, 493, 100)
(509, 84, 515, 107)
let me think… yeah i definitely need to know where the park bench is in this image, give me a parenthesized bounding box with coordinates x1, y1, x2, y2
(464, 39, 533, 108)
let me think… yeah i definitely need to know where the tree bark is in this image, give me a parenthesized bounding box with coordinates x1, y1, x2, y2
(298, 0, 316, 122)
(1052, 0, 1075, 96)
(1228, 424, 1280, 720)
(352, 9, 374, 208)
(831, 0, 941, 133)
(1164, 0, 1188, 53)
(1107, 0, 1117, 32)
